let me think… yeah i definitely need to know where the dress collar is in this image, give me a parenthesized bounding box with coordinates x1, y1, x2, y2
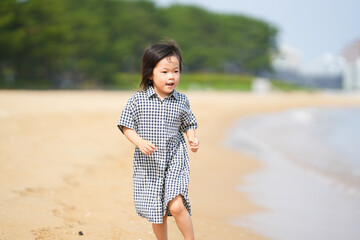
(146, 85, 179, 100)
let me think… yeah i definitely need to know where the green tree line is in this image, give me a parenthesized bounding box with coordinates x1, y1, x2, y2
(0, 0, 278, 89)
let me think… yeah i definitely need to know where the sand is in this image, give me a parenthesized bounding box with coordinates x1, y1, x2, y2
(1, 90, 360, 240)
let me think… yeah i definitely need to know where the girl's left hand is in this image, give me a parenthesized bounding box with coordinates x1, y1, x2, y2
(188, 137, 199, 153)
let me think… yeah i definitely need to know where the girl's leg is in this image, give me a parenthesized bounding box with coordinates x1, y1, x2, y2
(168, 195, 194, 240)
(152, 213, 168, 240)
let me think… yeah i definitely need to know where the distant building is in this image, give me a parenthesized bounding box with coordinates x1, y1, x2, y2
(271, 45, 307, 86)
(271, 45, 343, 89)
(341, 38, 360, 91)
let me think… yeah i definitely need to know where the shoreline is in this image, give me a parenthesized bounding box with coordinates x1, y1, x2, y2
(224, 106, 360, 239)
(1, 90, 360, 239)
(189, 91, 360, 240)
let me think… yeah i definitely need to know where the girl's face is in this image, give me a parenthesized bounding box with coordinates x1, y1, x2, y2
(151, 55, 180, 100)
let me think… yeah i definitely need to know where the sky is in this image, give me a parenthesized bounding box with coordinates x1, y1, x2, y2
(153, 0, 360, 68)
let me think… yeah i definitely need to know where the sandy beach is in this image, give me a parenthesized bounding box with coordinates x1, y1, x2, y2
(1, 90, 360, 240)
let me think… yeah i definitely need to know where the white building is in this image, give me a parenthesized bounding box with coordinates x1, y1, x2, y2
(341, 39, 360, 91)
(272, 44, 302, 72)
(272, 45, 343, 89)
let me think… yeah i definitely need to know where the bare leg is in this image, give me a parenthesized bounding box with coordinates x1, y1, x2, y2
(152, 213, 168, 240)
(168, 195, 195, 240)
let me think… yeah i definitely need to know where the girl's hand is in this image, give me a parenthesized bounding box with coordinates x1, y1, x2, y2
(188, 137, 199, 153)
(137, 139, 157, 155)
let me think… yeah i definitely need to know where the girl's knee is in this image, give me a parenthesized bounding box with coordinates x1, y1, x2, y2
(168, 195, 187, 216)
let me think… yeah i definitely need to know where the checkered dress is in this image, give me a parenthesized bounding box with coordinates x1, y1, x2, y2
(117, 86, 198, 223)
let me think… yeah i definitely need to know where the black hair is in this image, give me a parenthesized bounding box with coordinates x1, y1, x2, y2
(140, 39, 182, 90)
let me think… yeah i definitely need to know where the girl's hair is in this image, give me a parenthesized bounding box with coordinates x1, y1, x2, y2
(140, 39, 182, 90)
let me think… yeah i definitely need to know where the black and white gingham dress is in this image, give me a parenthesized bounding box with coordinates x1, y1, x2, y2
(118, 86, 198, 223)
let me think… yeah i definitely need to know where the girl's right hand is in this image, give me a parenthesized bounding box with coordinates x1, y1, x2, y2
(137, 140, 157, 155)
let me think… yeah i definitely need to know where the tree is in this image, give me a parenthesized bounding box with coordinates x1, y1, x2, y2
(0, 0, 278, 89)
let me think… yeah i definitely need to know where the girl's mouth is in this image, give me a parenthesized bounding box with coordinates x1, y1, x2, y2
(166, 82, 174, 86)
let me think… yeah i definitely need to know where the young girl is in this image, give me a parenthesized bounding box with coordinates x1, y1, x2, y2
(118, 40, 199, 240)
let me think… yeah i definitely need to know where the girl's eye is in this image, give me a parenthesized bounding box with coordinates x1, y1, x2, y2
(175, 71, 179, 73)
(161, 71, 167, 73)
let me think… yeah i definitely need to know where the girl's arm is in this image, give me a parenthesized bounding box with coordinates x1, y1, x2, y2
(185, 129, 199, 153)
(122, 126, 157, 155)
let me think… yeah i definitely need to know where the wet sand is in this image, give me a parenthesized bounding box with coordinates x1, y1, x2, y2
(1, 90, 360, 239)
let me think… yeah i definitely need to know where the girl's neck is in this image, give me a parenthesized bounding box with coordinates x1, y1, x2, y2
(153, 88, 172, 100)
(157, 94, 168, 101)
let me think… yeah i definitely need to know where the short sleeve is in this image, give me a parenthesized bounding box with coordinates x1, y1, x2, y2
(117, 95, 137, 134)
(180, 96, 198, 133)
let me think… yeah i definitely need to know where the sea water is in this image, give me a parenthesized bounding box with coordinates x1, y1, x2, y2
(224, 106, 360, 240)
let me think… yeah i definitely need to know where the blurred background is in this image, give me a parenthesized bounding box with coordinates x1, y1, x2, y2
(1, 1, 360, 240)
(1, 0, 359, 91)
